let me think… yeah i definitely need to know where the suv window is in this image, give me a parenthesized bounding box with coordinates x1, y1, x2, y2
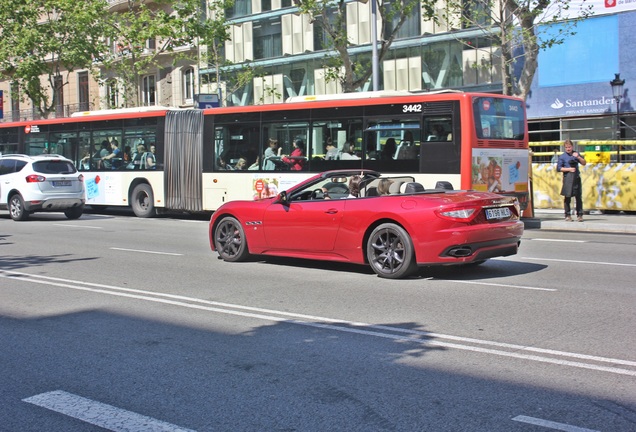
(32, 160, 77, 175)
(0, 159, 27, 175)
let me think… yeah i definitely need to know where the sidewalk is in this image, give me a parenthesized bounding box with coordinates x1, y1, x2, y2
(522, 209, 636, 234)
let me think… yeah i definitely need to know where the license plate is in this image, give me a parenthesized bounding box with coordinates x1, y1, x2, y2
(52, 181, 71, 187)
(485, 207, 511, 220)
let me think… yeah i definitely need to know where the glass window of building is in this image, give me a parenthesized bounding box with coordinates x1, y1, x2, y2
(383, 3, 420, 39)
(254, 19, 282, 60)
(107, 79, 119, 109)
(142, 75, 156, 106)
(183, 68, 195, 103)
(78, 71, 89, 112)
(225, 0, 251, 18)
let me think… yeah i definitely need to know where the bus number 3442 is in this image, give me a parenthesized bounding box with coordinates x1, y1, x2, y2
(402, 104, 422, 113)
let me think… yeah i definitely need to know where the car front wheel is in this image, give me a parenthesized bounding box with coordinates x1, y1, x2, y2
(366, 223, 417, 279)
(9, 194, 30, 221)
(214, 216, 250, 262)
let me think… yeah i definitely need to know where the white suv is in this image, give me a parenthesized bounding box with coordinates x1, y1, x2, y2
(0, 154, 85, 221)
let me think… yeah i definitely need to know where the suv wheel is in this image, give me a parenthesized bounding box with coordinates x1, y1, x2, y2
(64, 205, 84, 220)
(9, 194, 30, 221)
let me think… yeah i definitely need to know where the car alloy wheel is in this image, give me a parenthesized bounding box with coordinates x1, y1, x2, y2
(214, 216, 250, 262)
(367, 223, 417, 279)
(9, 194, 29, 221)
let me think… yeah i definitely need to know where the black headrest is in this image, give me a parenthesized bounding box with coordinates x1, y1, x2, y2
(404, 182, 425, 194)
(434, 181, 454, 190)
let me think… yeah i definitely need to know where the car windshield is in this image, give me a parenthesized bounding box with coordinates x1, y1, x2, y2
(32, 160, 77, 175)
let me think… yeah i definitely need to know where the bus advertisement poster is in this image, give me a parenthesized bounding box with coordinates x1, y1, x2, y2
(472, 149, 529, 194)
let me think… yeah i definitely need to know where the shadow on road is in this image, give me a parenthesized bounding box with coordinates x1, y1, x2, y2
(1, 307, 631, 431)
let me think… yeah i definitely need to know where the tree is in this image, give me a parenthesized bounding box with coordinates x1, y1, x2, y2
(294, 0, 437, 93)
(0, 0, 109, 118)
(196, 0, 265, 106)
(98, 0, 204, 107)
(443, 0, 593, 100)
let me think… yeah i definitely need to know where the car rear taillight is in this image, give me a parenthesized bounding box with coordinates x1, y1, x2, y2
(26, 174, 46, 183)
(435, 207, 478, 222)
(78, 174, 84, 182)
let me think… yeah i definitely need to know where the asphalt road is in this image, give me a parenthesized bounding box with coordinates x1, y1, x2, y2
(1, 211, 635, 432)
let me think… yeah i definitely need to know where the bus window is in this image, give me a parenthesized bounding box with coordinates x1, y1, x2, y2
(473, 97, 525, 140)
(308, 118, 363, 171)
(420, 116, 460, 174)
(364, 118, 420, 173)
(214, 123, 261, 171)
(264, 121, 309, 171)
(78, 132, 91, 170)
(91, 130, 123, 170)
(0, 129, 19, 155)
(124, 126, 159, 170)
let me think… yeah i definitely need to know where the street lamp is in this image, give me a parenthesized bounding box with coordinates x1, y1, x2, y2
(610, 73, 625, 162)
(358, 0, 379, 91)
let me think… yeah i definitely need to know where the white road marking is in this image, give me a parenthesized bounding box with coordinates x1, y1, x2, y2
(523, 257, 636, 267)
(512, 415, 600, 432)
(443, 279, 557, 292)
(23, 390, 195, 432)
(110, 247, 183, 256)
(3, 270, 636, 377)
(52, 224, 104, 229)
(528, 238, 587, 243)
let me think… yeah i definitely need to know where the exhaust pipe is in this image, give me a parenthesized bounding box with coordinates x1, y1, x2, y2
(446, 246, 473, 257)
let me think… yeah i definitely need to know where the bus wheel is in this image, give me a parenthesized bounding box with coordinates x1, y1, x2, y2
(131, 183, 156, 218)
(366, 223, 417, 279)
(214, 216, 250, 262)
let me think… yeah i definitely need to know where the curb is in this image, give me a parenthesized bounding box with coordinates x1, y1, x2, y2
(522, 218, 636, 234)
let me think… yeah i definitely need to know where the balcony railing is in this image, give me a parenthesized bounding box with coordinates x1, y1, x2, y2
(0, 102, 94, 123)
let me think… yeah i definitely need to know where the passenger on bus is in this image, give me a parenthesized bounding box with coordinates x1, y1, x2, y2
(79, 151, 91, 170)
(366, 139, 378, 160)
(339, 140, 359, 160)
(101, 140, 122, 169)
(95, 140, 110, 169)
(396, 131, 417, 159)
(235, 158, 247, 170)
(217, 156, 234, 170)
(248, 156, 260, 170)
(325, 138, 339, 160)
(282, 139, 306, 170)
(130, 144, 146, 169)
(381, 138, 397, 160)
(263, 138, 281, 170)
(144, 145, 156, 169)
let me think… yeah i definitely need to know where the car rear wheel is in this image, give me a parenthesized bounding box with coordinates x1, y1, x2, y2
(214, 216, 250, 262)
(64, 205, 84, 220)
(9, 194, 29, 221)
(131, 183, 155, 218)
(366, 223, 417, 279)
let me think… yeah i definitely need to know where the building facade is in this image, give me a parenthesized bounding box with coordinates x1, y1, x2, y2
(198, 0, 504, 105)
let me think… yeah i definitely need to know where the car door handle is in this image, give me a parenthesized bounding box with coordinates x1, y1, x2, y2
(325, 209, 339, 214)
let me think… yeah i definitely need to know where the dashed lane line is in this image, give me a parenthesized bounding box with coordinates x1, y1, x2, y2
(23, 390, 195, 432)
(2, 270, 635, 377)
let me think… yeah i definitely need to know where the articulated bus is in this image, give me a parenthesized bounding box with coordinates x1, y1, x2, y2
(0, 91, 529, 217)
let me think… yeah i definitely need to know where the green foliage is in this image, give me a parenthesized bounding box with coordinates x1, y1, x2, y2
(294, 0, 436, 92)
(99, 0, 205, 107)
(443, 0, 593, 99)
(0, 0, 110, 117)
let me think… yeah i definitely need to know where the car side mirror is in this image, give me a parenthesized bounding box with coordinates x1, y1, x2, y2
(277, 190, 289, 205)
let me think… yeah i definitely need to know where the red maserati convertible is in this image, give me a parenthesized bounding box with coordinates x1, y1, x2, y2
(209, 170, 523, 279)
